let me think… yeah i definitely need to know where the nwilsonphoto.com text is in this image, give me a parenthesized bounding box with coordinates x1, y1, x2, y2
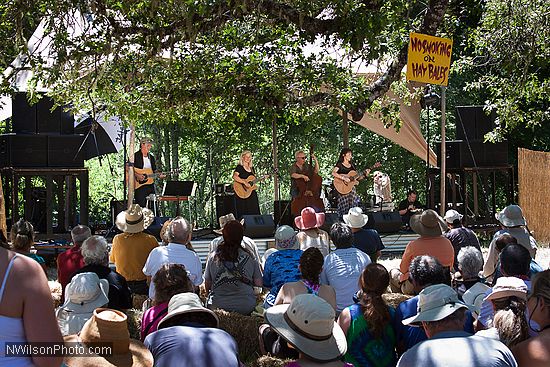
(5, 342, 113, 357)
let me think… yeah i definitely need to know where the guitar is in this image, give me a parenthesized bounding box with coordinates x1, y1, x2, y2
(233, 170, 275, 199)
(333, 162, 381, 195)
(133, 167, 181, 190)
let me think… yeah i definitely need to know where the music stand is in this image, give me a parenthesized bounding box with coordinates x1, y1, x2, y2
(161, 181, 196, 218)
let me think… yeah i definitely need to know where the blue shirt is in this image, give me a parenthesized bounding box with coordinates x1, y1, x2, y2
(262, 249, 303, 308)
(145, 326, 240, 367)
(352, 228, 385, 259)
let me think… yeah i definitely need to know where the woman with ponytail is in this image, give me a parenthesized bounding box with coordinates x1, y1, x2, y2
(10, 219, 46, 273)
(337, 263, 397, 367)
(204, 220, 262, 315)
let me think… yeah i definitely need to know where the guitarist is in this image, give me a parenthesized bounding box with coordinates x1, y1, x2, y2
(232, 150, 260, 218)
(332, 148, 369, 219)
(133, 137, 162, 208)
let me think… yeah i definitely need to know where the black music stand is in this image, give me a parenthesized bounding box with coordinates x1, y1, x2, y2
(161, 181, 196, 217)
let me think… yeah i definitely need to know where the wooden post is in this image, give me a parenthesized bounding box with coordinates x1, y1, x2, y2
(127, 122, 136, 208)
(439, 86, 446, 216)
(342, 110, 349, 149)
(0, 173, 6, 239)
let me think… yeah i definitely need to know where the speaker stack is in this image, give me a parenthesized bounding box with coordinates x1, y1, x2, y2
(435, 106, 508, 169)
(1, 92, 85, 168)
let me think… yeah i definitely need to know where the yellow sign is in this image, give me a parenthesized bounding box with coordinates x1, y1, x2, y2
(406, 32, 453, 86)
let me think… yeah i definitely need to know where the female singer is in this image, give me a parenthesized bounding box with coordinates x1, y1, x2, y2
(233, 150, 261, 218)
(332, 148, 361, 218)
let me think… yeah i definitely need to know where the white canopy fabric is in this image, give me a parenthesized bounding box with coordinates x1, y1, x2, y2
(349, 87, 438, 167)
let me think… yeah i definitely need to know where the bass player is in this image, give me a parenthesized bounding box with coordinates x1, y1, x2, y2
(290, 148, 324, 215)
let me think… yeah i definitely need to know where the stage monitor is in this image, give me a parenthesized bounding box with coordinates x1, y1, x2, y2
(162, 180, 196, 197)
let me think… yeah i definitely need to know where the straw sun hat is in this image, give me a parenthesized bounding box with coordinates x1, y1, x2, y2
(64, 308, 153, 367)
(265, 294, 347, 362)
(115, 204, 154, 234)
(343, 207, 369, 229)
(410, 209, 447, 237)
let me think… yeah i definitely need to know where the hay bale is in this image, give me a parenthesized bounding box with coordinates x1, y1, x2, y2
(126, 308, 143, 340)
(249, 355, 291, 367)
(383, 292, 411, 308)
(49, 281, 62, 308)
(213, 309, 263, 363)
(132, 294, 149, 310)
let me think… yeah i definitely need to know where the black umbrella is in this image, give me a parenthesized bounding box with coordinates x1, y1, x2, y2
(74, 113, 127, 160)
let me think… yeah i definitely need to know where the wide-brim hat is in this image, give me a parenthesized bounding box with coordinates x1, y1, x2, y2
(64, 308, 153, 367)
(462, 282, 491, 320)
(274, 225, 299, 250)
(403, 284, 470, 325)
(484, 276, 528, 302)
(61, 272, 109, 314)
(214, 213, 244, 235)
(343, 207, 369, 228)
(410, 209, 447, 237)
(295, 207, 325, 230)
(444, 209, 463, 224)
(158, 293, 219, 329)
(495, 205, 526, 227)
(115, 204, 154, 233)
(265, 294, 347, 362)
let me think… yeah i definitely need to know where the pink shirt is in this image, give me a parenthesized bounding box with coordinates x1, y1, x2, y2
(141, 302, 168, 340)
(399, 236, 454, 282)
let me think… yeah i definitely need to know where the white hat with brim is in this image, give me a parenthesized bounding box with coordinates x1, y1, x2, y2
(343, 207, 369, 229)
(444, 209, 463, 224)
(265, 294, 347, 362)
(158, 293, 219, 329)
(410, 209, 448, 237)
(495, 205, 526, 227)
(403, 284, 470, 326)
(61, 272, 110, 314)
(63, 308, 153, 367)
(115, 204, 154, 233)
(484, 276, 528, 302)
(462, 282, 491, 320)
(274, 225, 299, 250)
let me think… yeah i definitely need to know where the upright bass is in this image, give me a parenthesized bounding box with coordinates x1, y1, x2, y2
(291, 145, 325, 216)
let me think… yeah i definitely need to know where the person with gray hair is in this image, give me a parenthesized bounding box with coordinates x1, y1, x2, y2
(143, 217, 203, 299)
(57, 225, 92, 297)
(320, 223, 371, 314)
(453, 246, 484, 298)
(71, 235, 132, 311)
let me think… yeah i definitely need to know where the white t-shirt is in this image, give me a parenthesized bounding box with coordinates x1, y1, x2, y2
(143, 156, 152, 169)
(320, 247, 371, 312)
(142, 243, 203, 299)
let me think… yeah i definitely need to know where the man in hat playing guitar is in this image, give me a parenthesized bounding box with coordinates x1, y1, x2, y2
(132, 137, 165, 208)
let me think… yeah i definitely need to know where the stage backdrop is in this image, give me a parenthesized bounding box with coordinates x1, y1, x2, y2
(518, 148, 550, 243)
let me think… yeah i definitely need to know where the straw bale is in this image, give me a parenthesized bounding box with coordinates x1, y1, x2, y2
(214, 308, 263, 363)
(126, 308, 143, 340)
(249, 355, 292, 367)
(518, 148, 550, 243)
(49, 281, 62, 308)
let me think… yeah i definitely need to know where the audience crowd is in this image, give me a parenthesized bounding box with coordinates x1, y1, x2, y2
(1, 203, 548, 367)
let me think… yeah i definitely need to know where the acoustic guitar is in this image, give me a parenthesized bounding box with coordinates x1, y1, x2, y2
(133, 167, 181, 190)
(233, 171, 274, 199)
(333, 162, 381, 195)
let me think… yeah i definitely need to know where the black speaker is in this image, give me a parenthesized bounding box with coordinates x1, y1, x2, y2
(0, 134, 48, 167)
(110, 200, 126, 226)
(320, 212, 340, 233)
(215, 195, 237, 221)
(367, 211, 402, 233)
(12, 93, 37, 134)
(26, 187, 47, 232)
(242, 214, 275, 238)
(274, 200, 293, 226)
(456, 106, 496, 141)
(436, 140, 508, 168)
(47, 135, 85, 167)
(36, 96, 75, 135)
